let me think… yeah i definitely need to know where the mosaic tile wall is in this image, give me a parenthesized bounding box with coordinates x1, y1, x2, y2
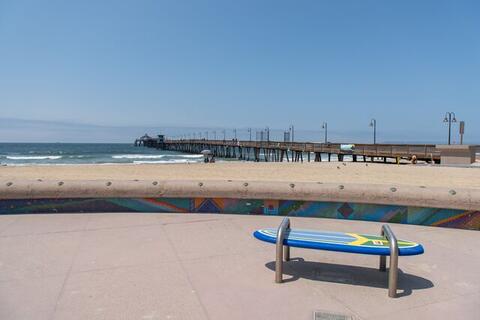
(0, 197, 478, 230)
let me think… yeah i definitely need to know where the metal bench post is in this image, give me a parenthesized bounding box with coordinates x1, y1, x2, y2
(275, 217, 290, 283)
(379, 224, 399, 298)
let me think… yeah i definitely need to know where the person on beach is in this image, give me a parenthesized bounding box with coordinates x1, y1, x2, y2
(411, 155, 417, 164)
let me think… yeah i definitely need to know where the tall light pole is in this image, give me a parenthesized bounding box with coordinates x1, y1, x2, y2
(459, 121, 465, 145)
(265, 126, 270, 142)
(443, 112, 457, 145)
(233, 128, 237, 140)
(248, 128, 252, 141)
(222, 129, 226, 141)
(205, 131, 209, 140)
(322, 122, 328, 144)
(369, 119, 377, 144)
(289, 125, 294, 142)
(213, 130, 216, 140)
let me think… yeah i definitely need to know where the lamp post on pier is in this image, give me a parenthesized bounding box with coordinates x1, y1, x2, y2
(233, 129, 237, 140)
(222, 129, 226, 141)
(443, 112, 457, 145)
(322, 122, 328, 144)
(248, 128, 252, 141)
(289, 125, 294, 142)
(213, 130, 216, 140)
(370, 119, 377, 144)
(459, 121, 465, 145)
(205, 131, 209, 140)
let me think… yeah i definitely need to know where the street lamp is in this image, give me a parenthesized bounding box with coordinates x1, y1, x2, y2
(443, 112, 457, 145)
(213, 130, 216, 140)
(222, 129, 226, 141)
(369, 119, 377, 144)
(289, 125, 294, 142)
(265, 126, 270, 142)
(322, 122, 328, 144)
(205, 131, 209, 140)
(248, 128, 252, 141)
(233, 128, 237, 140)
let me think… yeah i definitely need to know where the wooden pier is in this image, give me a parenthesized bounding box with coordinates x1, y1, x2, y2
(136, 137, 441, 163)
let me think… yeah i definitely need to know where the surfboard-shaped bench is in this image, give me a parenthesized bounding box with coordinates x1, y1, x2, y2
(253, 217, 424, 298)
(254, 228, 424, 256)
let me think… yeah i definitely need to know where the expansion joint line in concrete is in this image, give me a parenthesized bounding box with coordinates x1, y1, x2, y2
(160, 223, 212, 320)
(49, 215, 92, 320)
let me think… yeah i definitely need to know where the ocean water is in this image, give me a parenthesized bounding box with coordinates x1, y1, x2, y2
(0, 143, 204, 166)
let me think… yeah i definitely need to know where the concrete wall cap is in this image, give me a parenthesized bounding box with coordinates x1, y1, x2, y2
(0, 179, 478, 211)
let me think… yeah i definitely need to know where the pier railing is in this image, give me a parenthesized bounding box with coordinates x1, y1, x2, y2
(159, 139, 439, 161)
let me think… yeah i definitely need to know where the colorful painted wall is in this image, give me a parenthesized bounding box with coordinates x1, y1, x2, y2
(1, 197, 479, 230)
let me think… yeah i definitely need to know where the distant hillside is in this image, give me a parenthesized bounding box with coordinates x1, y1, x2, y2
(0, 118, 476, 144)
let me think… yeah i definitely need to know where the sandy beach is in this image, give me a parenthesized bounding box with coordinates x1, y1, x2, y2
(1, 162, 480, 190)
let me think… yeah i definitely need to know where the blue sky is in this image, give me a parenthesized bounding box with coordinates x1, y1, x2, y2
(0, 0, 479, 143)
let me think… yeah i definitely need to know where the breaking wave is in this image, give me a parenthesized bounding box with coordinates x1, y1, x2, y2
(112, 154, 166, 159)
(176, 154, 204, 158)
(133, 159, 198, 164)
(6, 155, 63, 160)
(113, 154, 203, 159)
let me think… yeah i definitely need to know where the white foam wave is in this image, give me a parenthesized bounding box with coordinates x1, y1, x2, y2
(113, 154, 203, 159)
(176, 154, 204, 158)
(133, 159, 199, 164)
(112, 154, 166, 159)
(6, 155, 63, 160)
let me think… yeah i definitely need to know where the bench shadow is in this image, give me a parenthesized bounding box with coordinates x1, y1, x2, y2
(265, 258, 434, 297)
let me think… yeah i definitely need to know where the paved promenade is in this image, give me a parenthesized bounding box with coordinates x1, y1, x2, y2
(0, 213, 478, 319)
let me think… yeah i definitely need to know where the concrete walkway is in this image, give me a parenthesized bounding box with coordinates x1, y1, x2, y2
(0, 213, 478, 320)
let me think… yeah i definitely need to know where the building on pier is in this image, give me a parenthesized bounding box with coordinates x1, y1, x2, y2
(134, 134, 165, 148)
